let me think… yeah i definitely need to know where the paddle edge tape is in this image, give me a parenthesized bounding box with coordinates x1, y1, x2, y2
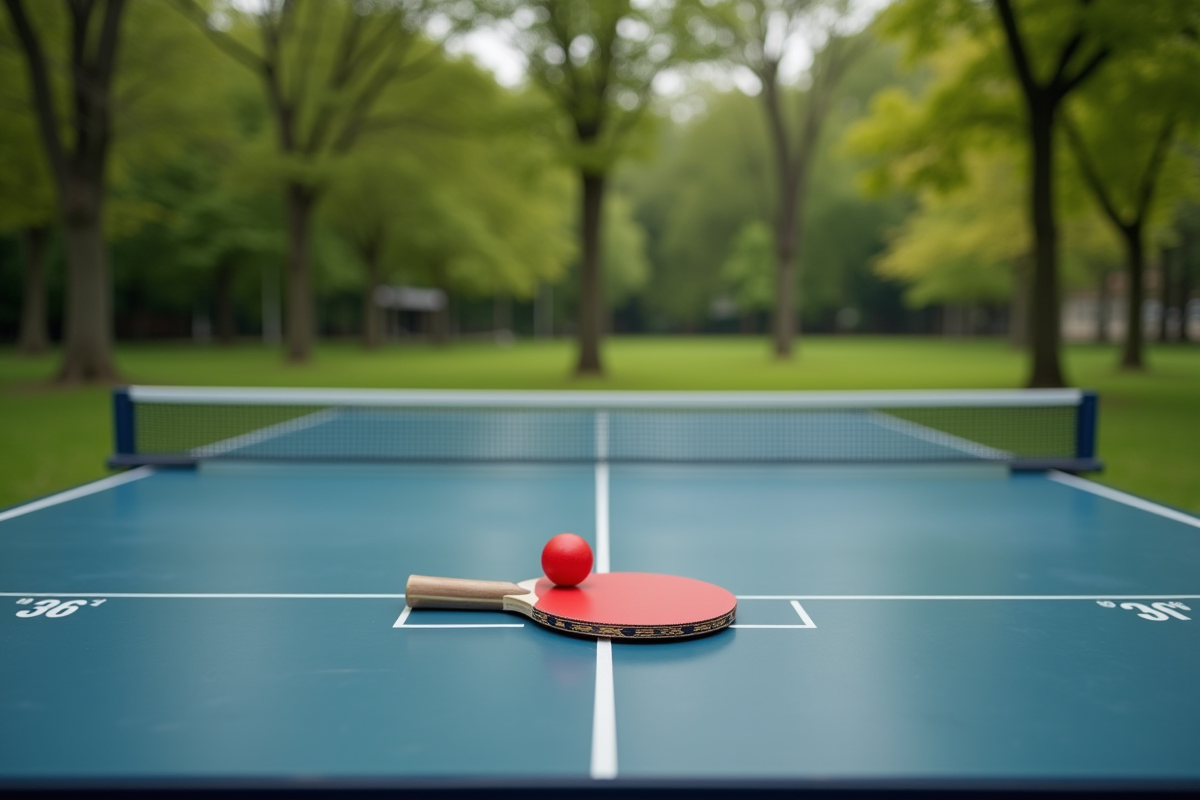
(529, 607, 736, 640)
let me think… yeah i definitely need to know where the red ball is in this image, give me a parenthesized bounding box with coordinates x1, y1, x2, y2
(541, 533, 594, 587)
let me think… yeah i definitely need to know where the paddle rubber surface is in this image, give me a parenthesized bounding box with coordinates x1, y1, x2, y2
(529, 572, 737, 640)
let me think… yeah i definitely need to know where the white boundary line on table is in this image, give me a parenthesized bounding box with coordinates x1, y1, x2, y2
(590, 410, 618, 781)
(3, 592, 408, 599)
(391, 602, 524, 629)
(0, 467, 156, 524)
(127, 386, 1085, 409)
(733, 600, 818, 629)
(4, 592, 1194, 601)
(5, 592, 1194, 601)
(397, 623, 525, 629)
(735, 594, 1200, 601)
(1048, 471, 1200, 530)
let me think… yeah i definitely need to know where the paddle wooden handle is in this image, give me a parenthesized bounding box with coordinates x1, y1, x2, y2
(406, 575, 530, 610)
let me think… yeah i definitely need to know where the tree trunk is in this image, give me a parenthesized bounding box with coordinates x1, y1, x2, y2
(1095, 269, 1109, 343)
(772, 170, 800, 360)
(575, 171, 605, 375)
(18, 225, 50, 355)
(6, 0, 127, 383)
(284, 181, 316, 362)
(58, 178, 118, 383)
(214, 259, 236, 345)
(1119, 225, 1146, 370)
(1025, 102, 1066, 387)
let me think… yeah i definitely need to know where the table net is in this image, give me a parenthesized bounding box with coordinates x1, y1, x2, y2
(111, 387, 1099, 472)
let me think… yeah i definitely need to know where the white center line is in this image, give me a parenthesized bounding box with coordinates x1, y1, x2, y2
(590, 411, 617, 781)
(590, 638, 617, 779)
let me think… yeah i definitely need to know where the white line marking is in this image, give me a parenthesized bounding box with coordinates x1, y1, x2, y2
(192, 408, 338, 457)
(590, 410, 617, 781)
(791, 600, 817, 628)
(393, 605, 412, 627)
(0, 592, 408, 599)
(4, 592, 1195, 601)
(595, 464, 610, 575)
(590, 638, 617, 780)
(1048, 471, 1200, 530)
(867, 411, 1011, 460)
(736, 595, 1200, 600)
(398, 624, 525, 629)
(732, 625, 817, 629)
(0, 468, 155, 524)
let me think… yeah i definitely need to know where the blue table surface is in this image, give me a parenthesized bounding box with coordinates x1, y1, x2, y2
(1, 461, 1197, 785)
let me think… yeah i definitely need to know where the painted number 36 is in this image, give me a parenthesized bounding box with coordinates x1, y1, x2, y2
(14, 598, 99, 618)
(1096, 600, 1191, 621)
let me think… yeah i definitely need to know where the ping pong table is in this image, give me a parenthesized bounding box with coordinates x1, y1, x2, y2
(1, 387, 1197, 796)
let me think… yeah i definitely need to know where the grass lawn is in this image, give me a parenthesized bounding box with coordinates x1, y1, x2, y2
(2, 336, 1197, 513)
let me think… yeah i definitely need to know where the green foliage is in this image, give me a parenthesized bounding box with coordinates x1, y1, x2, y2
(0, 42, 54, 233)
(1062, 19, 1200, 242)
(321, 62, 576, 300)
(601, 193, 651, 305)
(721, 221, 774, 312)
(619, 90, 772, 324)
(847, 0, 1197, 308)
(622, 41, 911, 327)
(482, 0, 710, 173)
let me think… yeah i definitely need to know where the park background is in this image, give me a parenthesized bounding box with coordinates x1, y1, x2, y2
(1, 0, 1197, 512)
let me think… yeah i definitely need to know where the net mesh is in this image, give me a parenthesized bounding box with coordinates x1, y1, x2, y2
(127, 395, 1083, 465)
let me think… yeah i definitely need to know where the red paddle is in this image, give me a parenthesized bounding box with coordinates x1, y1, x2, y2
(405, 572, 737, 640)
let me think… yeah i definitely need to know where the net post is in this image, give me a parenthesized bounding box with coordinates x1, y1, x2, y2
(1075, 390, 1098, 463)
(113, 387, 136, 460)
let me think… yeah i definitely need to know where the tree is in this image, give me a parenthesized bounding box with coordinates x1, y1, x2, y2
(619, 90, 772, 328)
(721, 221, 774, 317)
(4, 0, 127, 381)
(322, 75, 575, 347)
(698, 0, 869, 358)
(850, 0, 1195, 385)
(175, 0, 444, 363)
(482, 0, 703, 375)
(875, 150, 1119, 332)
(1061, 21, 1200, 370)
(0, 39, 55, 355)
(991, 0, 1110, 385)
(622, 46, 908, 334)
